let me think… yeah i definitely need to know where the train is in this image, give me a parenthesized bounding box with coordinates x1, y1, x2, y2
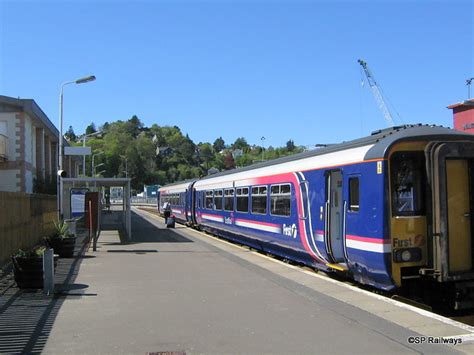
(158, 124, 474, 310)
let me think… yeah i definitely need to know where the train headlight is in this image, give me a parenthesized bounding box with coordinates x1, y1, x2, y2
(401, 250, 412, 262)
(393, 248, 422, 263)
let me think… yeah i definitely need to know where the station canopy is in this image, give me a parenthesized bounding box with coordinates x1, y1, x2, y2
(60, 178, 132, 240)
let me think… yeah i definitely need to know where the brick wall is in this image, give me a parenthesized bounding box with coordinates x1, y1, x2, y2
(0, 192, 56, 267)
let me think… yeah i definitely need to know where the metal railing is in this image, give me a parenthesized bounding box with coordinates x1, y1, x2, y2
(130, 197, 157, 206)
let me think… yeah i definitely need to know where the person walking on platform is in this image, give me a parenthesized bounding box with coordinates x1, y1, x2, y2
(163, 201, 171, 219)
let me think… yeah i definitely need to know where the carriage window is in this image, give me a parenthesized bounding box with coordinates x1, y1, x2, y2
(224, 188, 234, 211)
(270, 184, 291, 216)
(214, 190, 223, 210)
(252, 185, 267, 214)
(391, 152, 425, 216)
(349, 178, 359, 212)
(205, 191, 213, 209)
(236, 187, 249, 212)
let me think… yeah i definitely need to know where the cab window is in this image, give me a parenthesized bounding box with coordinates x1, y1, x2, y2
(390, 152, 425, 216)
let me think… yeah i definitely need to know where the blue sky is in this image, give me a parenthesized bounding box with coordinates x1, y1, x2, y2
(0, 0, 472, 148)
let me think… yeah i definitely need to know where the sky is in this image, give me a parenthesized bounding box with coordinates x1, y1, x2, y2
(0, 0, 473, 149)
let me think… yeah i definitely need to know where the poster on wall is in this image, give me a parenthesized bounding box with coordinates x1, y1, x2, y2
(70, 188, 89, 217)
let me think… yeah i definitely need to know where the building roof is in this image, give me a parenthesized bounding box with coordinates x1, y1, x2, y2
(0, 95, 59, 141)
(447, 98, 474, 110)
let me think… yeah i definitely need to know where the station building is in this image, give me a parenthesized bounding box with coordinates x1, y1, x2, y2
(0, 95, 79, 193)
(449, 98, 474, 134)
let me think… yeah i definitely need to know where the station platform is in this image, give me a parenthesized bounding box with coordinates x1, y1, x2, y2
(1, 207, 474, 354)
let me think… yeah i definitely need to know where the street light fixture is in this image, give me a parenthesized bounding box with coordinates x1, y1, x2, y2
(91, 151, 104, 177)
(94, 162, 105, 176)
(58, 75, 96, 219)
(95, 170, 106, 177)
(80, 130, 102, 176)
(120, 155, 128, 178)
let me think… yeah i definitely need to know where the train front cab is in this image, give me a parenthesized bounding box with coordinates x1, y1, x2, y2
(389, 140, 474, 310)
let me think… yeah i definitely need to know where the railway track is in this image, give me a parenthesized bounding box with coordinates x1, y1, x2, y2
(138, 207, 474, 327)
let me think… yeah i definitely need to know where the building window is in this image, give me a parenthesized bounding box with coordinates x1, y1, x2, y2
(0, 121, 8, 160)
(224, 188, 234, 211)
(205, 191, 213, 209)
(349, 177, 359, 212)
(270, 184, 291, 216)
(214, 189, 223, 210)
(252, 185, 267, 214)
(236, 187, 249, 212)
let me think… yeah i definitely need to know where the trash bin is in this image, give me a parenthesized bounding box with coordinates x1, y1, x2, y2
(166, 215, 175, 228)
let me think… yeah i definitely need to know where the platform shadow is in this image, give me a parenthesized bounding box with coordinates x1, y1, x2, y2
(0, 236, 92, 354)
(127, 211, 194, 244)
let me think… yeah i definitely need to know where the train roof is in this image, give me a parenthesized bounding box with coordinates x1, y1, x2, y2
(160, 124, 474, 190)
(364, 124, 474, 159)
(194, 124, 472, 184)
(158, 179, 195, 192)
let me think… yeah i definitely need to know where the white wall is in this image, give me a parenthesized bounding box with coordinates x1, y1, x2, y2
(25, 170, 33, 193)
(0, 170, 19, 192)
(24, 115, 33, 164)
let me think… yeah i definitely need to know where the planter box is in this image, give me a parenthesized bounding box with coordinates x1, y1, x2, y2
(46, 237, 77, 258)
(12, 255, 58, 289)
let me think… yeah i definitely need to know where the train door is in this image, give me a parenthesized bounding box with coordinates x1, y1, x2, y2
(325, 170, 346, 263)
(425, 142, 474, 282)
(184, 189, 189, 223)
(190, 182, 197, 225)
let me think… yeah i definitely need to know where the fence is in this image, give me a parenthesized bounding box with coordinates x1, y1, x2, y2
(130, 197, 157, 206)
(0, 192, 56, 267)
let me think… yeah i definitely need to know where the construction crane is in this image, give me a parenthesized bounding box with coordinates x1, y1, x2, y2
(358, 59, 396, 127)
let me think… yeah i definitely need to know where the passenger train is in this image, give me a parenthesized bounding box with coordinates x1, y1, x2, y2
(158, 125, 474, 310)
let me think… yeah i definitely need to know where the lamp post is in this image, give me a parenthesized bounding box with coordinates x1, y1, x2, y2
(467, 78, 474, 99)
(91, 151, 104, 177)
(261, 136, 266, 161)
(81, 130, 102, 176)
(120, 155, 128, 178)
(58, 75, 96, 219)
(94, 163, 105, 176)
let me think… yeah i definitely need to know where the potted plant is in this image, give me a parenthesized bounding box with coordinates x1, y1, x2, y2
(12, 246, 58, 289)
(45, 220, 77, 258)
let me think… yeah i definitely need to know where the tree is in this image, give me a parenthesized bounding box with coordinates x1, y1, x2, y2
(126, 115, 143, 138)
(223, 153, 235, 170)
(100, 122, 110, 133)
(198, 143, 213, 170)
(64, 126, 77, 142)
(85, 123, 97, 135)
(213, 137, 225, 153)
(235, 155, 253, 167)
(232, 137, 249, 150)
(286, 139, 296, 152)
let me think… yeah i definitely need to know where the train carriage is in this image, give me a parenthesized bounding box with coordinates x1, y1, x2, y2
(158, 180, 194, 224)
(159, 125, 474, 309)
